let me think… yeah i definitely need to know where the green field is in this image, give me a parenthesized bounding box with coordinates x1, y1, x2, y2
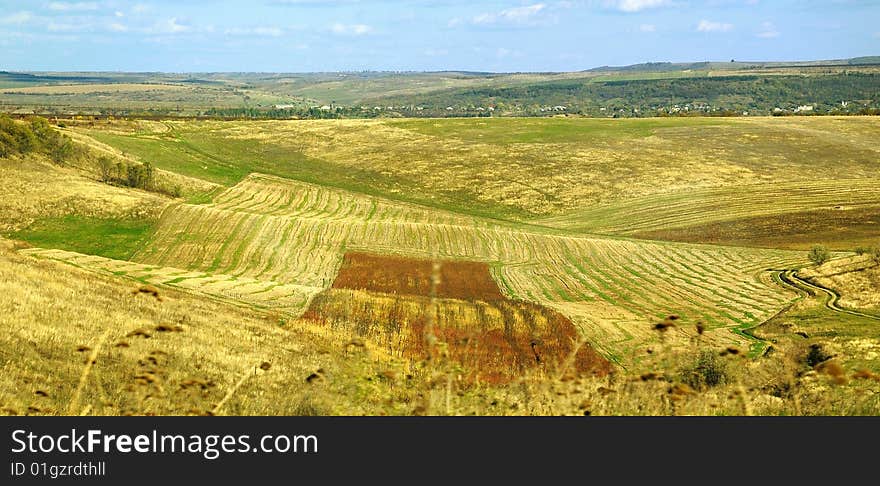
(11, 215, 156, 261)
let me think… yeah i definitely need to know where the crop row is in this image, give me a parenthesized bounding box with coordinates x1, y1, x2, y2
(128, 174, 805, 356)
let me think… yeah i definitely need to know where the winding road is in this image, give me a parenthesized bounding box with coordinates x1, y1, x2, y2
(776, 269, 880, 321)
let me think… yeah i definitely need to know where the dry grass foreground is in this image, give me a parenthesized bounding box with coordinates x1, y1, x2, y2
(3, 238, 878, 416)
(0, 238, 409, 416)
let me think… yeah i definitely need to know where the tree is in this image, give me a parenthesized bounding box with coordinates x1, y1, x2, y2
(125, 161, 155, 190)
(808, 245, 830, 266)
(97, 155, 116, 182)
(47, 136, 73, 164)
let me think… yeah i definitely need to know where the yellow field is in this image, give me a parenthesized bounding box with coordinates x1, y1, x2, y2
(535, 179, 880, 234)
(2, 83, 190, 95)
(4, 115, 880, 415)
(23, 172, 809, 362)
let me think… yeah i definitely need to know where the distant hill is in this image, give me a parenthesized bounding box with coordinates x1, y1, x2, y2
(0, 56, 878, 117)
(588, 57, 880, 73)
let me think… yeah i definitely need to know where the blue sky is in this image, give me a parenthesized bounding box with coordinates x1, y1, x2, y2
(1, 1, 878, 72)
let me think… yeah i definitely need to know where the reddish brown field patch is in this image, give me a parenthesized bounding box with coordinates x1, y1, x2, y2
(331, 251, 505, 301)
(306, 252, 611, 384)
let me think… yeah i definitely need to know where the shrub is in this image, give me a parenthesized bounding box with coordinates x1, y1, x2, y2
(681, 350, 728, 390)
(808, 245, 830, 266)
(805, 343, 832, 368)
(125, 161, 155, 190)
(0, 114, 79, 164)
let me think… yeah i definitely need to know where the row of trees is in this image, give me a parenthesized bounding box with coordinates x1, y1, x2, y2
(1, 114, 180, 197)
(96, 155, 156, 191)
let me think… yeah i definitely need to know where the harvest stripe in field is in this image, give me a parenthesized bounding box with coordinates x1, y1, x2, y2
(125, 174, 809, 357)
(24, 173, 808, 359)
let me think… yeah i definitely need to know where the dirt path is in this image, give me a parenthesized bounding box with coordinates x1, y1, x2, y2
(777, 269, 880, 321)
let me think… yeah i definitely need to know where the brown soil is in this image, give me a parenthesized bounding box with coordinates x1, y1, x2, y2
(307, 252, 611, 384)
(331, 251, 505, 301)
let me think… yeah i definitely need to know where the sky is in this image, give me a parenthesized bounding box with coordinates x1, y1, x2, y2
(0, 1, 878, 72)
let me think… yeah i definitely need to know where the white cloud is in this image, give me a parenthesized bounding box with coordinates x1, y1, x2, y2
(639, 23, 656, 32)
(159, 17, 191, 34)
(697, 19, 733, 32)
(757, 22, 779, 38)
(0, 11, 33, 24)
(109, 22, 128, 32)
(472, 3, 547, 25)
(47, 2, 98, 12)
(48, 22, 84, 32)
(607, 0, 672, 13)
(115, 11, 124, 18)
(225, 26, 284, 37)
(330, 23, 372, 35)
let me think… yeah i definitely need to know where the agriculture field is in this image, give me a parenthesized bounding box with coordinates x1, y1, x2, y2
(72, 116, 880, 221)
(24, 171, 808, 363)
(4, 114, 880, 416)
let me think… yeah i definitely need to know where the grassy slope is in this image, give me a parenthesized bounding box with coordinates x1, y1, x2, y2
(74, 117, 880, 226)
(0, 154, 168, 256)
(10, 215, 155, 261)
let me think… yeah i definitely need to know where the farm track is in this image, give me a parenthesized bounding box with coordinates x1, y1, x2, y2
(21, 173, 810, 360)
(778, 269, 880, 321)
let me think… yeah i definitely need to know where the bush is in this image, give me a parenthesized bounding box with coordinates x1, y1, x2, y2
(808, 245, 830, 266)
(805, 343, 832, 368)
(96, 155, 116, 182)
(681, 350, 729, 390)
(0, 114, 79, 164)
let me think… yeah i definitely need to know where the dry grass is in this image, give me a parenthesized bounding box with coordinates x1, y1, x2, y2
(0, 238, 398, 416)
(88, 173, 806, 361)
(800, 255, 880, 310)
(3, 84, 190, 95)
(0, 155, 167, 232)
(1, 238, 877, 416)
(210, 117, 880, 217)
